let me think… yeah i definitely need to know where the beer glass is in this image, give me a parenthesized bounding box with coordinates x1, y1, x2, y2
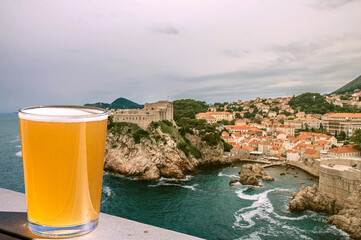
(18, 105, 108, 238)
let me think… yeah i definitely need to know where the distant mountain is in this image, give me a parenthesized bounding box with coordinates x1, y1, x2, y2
(85, 97, 143, 109)
(332, 75, 361, 94)
(110, 97, 143, 109)
(84, 102, 111, 109)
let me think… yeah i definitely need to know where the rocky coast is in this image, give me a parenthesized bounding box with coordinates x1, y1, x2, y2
(289, 184, 361, 239)
(104, 123, 231, 180)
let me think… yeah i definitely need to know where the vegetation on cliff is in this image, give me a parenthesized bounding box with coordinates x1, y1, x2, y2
(173, 99, 208, 121)
(289, 92, 358, 114)
(332, 75, 361, 95)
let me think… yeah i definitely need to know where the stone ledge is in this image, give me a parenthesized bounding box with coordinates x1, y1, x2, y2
(0, 188, 203, 240)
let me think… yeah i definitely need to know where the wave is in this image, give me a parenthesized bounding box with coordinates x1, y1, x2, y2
(102, 186, 112, 197)
(159, 175, 192, 182)
(233, 186, 349, 239)
(10, 136, 20, 143)
(148, 182, 198, 191)
(16, 145, 21, 148)
(15, 151, 22, 157)
(218, 171, 239, 178)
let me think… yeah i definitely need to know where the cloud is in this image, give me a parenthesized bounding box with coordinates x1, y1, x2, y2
(153, 26, 179, 35)
(221, 49, 249, 58)
(307, 0, 358, 10)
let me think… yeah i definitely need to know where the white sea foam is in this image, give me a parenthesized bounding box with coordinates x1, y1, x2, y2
(233, 187, 289, 229)
(18, 107, 107, 123)
(217, 171, 239, 178)
(159, 175, 192, 182)
(102, 186, 112, 197)
(15, 151, 22, 157)
(10, 138, 20, 143)
(16, 145, 21, 148)
(148, 182, 198, 191)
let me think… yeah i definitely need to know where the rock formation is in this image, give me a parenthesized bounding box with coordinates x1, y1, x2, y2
(238, 164, 275, 186)
(104, 126, 230, 180)
(289, 185, 361, 240)
(289, 184, 339, 215)
(328, 191, 361, 240)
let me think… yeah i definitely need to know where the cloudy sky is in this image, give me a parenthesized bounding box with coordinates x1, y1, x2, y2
(1, 0, 361, 112)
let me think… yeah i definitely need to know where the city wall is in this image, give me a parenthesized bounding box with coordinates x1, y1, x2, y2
(113, 101, 173, 129)
(319, 158, 361, 203)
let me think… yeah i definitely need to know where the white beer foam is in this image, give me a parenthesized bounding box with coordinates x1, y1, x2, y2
(18, 107, 108, 123)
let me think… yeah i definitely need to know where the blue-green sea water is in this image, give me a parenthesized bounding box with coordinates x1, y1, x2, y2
(0, 113, 349, 239)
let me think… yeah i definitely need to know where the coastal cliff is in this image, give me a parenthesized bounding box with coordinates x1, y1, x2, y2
(104, 121, 230, 180)
(289, 185, 361, 239)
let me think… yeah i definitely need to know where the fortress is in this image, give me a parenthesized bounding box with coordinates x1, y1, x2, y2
(319, 158, 361, 205)
(112, 100, 174, 129)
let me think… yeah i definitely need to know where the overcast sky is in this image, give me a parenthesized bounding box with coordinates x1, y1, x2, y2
(1, 0, 361, 112)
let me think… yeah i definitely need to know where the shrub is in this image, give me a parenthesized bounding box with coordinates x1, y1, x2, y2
(132, 129, 149, 144)
(177, 142, 189, 156)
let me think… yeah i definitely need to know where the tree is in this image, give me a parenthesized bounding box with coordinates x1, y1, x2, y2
(173, 99, 208, 122)
(337, 131, 347, 141)
(351, 129, 361, 150)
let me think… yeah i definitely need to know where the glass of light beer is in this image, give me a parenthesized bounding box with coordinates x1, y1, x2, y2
(18, 105, 108, 238)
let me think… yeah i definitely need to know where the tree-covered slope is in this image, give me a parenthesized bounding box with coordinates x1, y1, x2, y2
(84, 102, 111, 109)
(173, 99, 209, 122)
(85, 97, 143, 109)
(289, 92, 359, 114)
(332, 75, 361, 94)
(110, 97, 143, 109)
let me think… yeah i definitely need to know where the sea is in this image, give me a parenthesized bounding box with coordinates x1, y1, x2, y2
(0, 113, 349, 240)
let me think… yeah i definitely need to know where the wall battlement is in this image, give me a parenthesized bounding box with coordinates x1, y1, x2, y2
(112, 100, 173, 129)
(319, 158, 361, 204)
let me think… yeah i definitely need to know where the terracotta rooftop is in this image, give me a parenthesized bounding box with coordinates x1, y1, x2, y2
(328, 145, 360, 153)
(327, 113, 361, 118)
(304, 148, 318, 155)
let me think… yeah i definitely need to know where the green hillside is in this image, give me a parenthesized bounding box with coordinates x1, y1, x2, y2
(332, 75, 361, 94)
(111, 97, 143, 109)
(84, 102, 110, 109)
(85, 97, 143, 109)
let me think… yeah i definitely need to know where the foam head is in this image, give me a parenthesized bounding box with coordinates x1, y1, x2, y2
(18, 106, 108, 123)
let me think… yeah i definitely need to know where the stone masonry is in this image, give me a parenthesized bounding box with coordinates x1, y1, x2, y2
(112, 100, 174, 129)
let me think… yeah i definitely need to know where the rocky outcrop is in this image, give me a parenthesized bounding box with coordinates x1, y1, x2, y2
(289, 185, 361, 240)
(328, 191, 361, 240)
(238, 164, 275, 186)
(185, 133, 231, 166)
(104, 133, 197, 180)
(104, 129, 230, 180)
(289, 185, 339, 215)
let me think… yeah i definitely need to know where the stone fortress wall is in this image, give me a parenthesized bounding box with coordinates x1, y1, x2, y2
(319, 158, 361, 204)
(112, 100, 174, 129)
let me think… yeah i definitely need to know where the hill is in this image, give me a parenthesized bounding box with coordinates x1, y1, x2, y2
(332, 75, 361, 94)
(289, 92, 358, 114)
(84, 102, 110, 109)
(173, 99, 209, 122)
(85, 97, 143, 109)
(110, 97, 143, 109)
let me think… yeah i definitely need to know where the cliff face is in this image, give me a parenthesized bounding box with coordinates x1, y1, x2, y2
(104, 127, 230, 180)
(289, 185, 361, 240)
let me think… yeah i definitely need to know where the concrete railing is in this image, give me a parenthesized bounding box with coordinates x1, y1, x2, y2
(0, 188, 203, 240)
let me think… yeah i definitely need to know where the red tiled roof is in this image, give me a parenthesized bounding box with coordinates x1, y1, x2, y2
(328, 146, 360, 153)
(304, 148, 318, 155)
(244, 146, 253, 151)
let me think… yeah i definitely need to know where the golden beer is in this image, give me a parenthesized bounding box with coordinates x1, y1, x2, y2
(19, 106, 107, 237)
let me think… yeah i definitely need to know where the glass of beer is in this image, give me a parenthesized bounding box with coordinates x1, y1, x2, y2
(18, 105, 108, 238)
